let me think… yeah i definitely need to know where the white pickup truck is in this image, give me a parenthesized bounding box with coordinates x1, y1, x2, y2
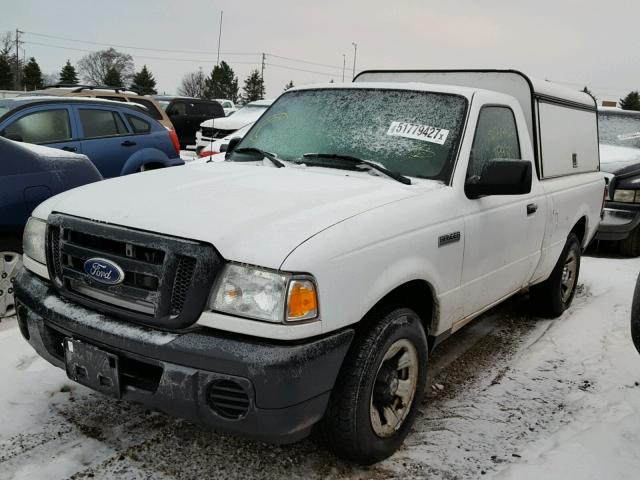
(14, 70, 605, 464)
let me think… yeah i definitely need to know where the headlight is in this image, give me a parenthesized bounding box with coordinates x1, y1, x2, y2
(23, 217, 47, 265)
(613, 189, 638, 203)
(209, 263, 318, 323)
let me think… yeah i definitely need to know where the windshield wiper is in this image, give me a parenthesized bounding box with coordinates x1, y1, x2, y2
(231, 147, 285, 168)
(301, 153, 411, 185)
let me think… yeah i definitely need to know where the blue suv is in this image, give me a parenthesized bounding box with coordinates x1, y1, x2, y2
(0, 97, 183, 178)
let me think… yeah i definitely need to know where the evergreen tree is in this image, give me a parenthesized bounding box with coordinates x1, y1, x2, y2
(59, 60, 79, 84)
(22, 57, 43, 90)
(0, 55, 13, 89)
(620, 91, 640, 111)
(241, 69, 265, 103)
(130, 65, 157, 95)
(283, 80, 294, 91)
(204, 61, 238, 101)
(103, 67, 123, 87)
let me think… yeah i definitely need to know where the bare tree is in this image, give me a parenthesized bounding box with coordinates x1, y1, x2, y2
(177, 70, 207, 98)
(77, 48, 134, 85)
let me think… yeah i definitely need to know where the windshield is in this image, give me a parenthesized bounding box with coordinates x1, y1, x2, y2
(598, 111, 640, 148)
(234, 88, 467, 180)
(0, 105, 10, 117)
(157, 100, 171, 110)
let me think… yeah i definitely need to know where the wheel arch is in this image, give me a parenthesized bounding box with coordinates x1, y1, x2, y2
(120, 147, 171, 175)
(570, 215, 588, 248)
(357, 279, 439, 349)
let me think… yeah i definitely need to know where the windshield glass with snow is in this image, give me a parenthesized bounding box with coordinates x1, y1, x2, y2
(234, 88, 468, 180)
(598, 111, 640, 148)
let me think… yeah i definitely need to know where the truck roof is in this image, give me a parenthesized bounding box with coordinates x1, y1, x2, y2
(352, 70, 596, 141)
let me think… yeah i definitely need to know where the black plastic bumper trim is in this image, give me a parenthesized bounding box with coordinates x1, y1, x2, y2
(14, 269, 354, 443)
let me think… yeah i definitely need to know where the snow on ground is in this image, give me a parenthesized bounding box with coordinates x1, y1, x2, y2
(0, 254, 639, 479)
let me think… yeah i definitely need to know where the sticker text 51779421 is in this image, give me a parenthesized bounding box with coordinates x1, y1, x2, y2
(387, 121, 449, 145)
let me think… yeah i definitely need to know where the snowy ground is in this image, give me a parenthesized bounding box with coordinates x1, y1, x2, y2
(1, 253, 639, 479)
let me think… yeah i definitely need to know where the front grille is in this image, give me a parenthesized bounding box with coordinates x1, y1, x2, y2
(46, 214, 222, 330)
(201, 127, 235, 139)
(207, 379, 250, 419)
(170, 255, 196, 317)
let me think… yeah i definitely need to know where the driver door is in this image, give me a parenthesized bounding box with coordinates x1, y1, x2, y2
(459, 105, 546, 322)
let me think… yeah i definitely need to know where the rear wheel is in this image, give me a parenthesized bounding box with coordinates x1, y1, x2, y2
(317, 307, 428, 465)
(620, 226, 640, 257)
(530, 233, 581, 318)
(0, 251, 22, 318)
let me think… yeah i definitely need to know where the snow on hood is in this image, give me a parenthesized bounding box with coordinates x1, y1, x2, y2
(34, 162, 429, 269)
(599, 143, 640, 173)
(16, 141, 87, 160)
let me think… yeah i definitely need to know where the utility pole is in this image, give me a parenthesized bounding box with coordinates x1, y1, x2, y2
(351, 42, 358, 81)
(261, 52, 266, 83)
(342, 54, 346, 82)
(216, 10, 223, 66)
(15, 28, 23, 90)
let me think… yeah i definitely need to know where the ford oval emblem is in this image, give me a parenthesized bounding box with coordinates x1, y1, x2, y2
(83, 258, 125, 285)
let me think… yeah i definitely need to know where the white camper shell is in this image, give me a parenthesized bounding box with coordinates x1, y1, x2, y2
(354, 69, 600, 179)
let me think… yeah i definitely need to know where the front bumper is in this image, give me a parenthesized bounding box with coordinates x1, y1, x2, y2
(595, 207, 640, 241)
(14, 269, 354, 444)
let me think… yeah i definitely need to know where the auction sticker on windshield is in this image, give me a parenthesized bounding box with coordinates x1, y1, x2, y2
(387, 121, 450, 145)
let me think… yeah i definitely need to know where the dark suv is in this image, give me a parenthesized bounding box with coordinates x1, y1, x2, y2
(154, 96, 225, 149)
(597, 108, 640, 255)
(0, 97, 183, 178)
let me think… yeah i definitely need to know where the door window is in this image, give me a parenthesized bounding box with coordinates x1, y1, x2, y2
(126, 115, 151, 134)
(189, 102, 223, 117)
(167, 102, 187, 116)
(79, 109, 128, 138)
(468, 106, 520, 179)
(4, 109, 72, 144)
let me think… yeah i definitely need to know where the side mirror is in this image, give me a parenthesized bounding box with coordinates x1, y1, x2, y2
(5, 132, 23, 142)
(465, 159, 532, 199)
(225, 137, 242, 157)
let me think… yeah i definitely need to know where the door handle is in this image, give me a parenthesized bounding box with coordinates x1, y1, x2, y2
(527, 203, 538, 215)
(121, 140, 137, 147)
(61, 146, 77, 152)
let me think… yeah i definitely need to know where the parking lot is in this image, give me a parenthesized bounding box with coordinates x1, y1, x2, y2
(2, 253, 639, 480)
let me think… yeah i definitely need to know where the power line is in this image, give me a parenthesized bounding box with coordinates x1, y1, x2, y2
(267, 53, 344, 71)
(265, 62, 336, 77)
(22, 41, 260, 65)
(22, 30, 258, 56)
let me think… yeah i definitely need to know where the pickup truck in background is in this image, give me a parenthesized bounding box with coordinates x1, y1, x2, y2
(14, 70, 605, 464)
(596, 108, 640, 255)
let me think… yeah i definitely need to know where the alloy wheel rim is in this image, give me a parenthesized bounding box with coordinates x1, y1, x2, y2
(0, 252, 22, 318)
(370, 338, 419, 438)
(561, 249, 578, 303)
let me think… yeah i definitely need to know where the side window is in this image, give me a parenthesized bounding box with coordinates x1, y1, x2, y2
(188, 102, 223, 117)
(167, 102, 187, 116)
(126, 115, 151, 134)
(79, 109, 128, 139)
(468, 106, 521, 179)
(4, 109, 72, 144)
(128, 98, 164, 120)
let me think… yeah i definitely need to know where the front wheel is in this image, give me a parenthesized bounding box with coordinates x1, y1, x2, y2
(0, 251, 22, 318)
(317, 308, 428, 465)
(530, 233, 581, 318)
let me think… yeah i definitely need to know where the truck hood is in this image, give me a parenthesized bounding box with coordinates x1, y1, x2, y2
(34, 162, 432, 269)
(600, 143, 640, 174)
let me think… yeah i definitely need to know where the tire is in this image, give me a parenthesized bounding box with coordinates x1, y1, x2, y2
(620, 226, 640, 257)
(317, 307, 428, 465)
(530, 233, 581, 318)
(0, 251, 22, 318)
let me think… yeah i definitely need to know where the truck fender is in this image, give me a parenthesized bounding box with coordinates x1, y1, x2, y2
(120, 148, 171, 175)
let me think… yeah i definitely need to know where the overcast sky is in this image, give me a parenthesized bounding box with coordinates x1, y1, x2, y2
(4, 0, 640, 102)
